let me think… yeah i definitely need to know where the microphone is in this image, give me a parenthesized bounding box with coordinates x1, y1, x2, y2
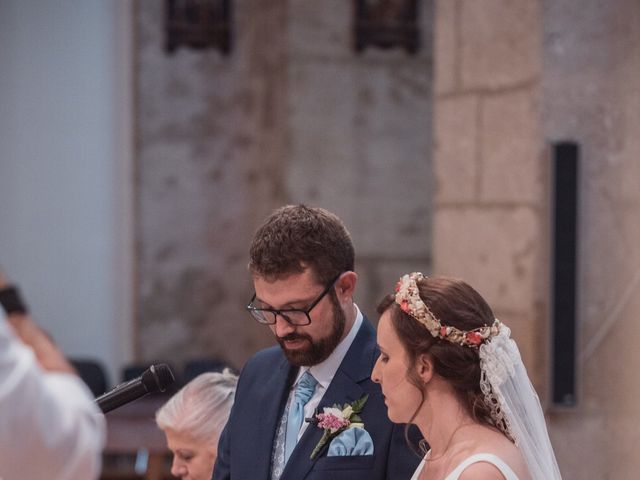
(96, 363, 175, 413)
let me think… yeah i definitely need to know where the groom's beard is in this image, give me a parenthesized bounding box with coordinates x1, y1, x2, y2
(277, 293, 346, 367)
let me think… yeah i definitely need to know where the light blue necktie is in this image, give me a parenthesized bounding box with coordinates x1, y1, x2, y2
(284, 371, 318, 463)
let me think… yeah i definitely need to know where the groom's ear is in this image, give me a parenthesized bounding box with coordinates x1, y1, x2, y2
(416, 353, 434, 384)
(336, 271, 357, 300)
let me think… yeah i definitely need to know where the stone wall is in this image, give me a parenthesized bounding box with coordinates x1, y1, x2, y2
(542, 0, 640, 477)
(284, 0, 434, 316)
(135, 0, 291, 369)
(134, 0, 434, 371)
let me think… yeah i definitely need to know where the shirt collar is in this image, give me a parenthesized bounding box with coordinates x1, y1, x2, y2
(297, 304, 363, 390)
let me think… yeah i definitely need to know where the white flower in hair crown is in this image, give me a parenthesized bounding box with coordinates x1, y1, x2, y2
(394, 272, 501, 348)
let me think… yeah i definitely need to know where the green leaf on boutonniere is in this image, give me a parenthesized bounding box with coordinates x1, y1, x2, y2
(310, 429, 333, 460)
(351, 394, 369, 413)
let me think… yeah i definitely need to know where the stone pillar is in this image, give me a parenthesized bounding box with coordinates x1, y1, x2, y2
(432, 0, 545, 380)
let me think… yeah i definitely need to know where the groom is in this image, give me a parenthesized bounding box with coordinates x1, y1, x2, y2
(213, 205, 420, 479)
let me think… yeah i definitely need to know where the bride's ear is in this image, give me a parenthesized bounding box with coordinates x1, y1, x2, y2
(416, 353, 434, 384)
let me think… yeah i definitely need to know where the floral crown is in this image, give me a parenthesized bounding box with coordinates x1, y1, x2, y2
(394, 272, 501, 348)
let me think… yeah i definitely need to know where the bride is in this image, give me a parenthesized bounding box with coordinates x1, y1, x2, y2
(371, 273, 562, 480)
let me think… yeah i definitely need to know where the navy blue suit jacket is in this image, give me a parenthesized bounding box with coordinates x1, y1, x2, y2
(213, 317, 421, 479)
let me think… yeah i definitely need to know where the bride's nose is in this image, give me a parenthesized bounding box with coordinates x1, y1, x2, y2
(371, 355, 382, 384)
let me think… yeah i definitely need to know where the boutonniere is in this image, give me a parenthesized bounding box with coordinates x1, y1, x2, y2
(306, 394, 369, 459)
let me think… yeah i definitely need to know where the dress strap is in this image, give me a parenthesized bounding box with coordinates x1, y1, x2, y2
(446, 453, 519, 480)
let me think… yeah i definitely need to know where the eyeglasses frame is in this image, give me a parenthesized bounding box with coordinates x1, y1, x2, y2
(246, 273, 343, 326)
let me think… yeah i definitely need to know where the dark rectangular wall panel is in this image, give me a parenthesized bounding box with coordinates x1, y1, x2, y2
(551, 141, 579, 407)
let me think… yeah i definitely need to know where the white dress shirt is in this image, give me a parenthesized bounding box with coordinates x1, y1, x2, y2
(292, 305, 363, 440)
(0, 311, 105, 480)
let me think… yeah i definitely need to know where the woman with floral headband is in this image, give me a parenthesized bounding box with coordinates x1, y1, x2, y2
(371, 273, 562, 480)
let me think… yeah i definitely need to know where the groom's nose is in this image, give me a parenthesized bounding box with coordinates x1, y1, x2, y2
(273, 314, 296, 337)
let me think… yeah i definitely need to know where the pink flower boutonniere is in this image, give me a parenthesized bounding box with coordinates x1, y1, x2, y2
(307, 394, 369, 459)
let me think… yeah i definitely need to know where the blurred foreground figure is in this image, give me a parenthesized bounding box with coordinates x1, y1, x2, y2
(156, 369, 237, 480)
(0, 270, 105, 480)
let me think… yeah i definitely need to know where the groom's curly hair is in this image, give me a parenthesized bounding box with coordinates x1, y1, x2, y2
(249, 204, 354, 285)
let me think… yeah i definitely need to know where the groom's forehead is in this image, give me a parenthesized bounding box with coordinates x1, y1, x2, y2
(254, 272, 321, 302)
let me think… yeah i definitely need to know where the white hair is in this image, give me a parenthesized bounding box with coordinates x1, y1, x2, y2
(156, 368, 238, 446)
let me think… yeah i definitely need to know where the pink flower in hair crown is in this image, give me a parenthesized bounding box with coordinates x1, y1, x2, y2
(465, 331, 483, 346)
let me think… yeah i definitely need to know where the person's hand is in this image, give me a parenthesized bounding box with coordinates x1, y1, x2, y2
(7, 314, 76, 374)
(0, 268, 75, 374)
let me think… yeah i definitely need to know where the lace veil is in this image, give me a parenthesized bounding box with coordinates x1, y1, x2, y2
(480, 325, 563, 480)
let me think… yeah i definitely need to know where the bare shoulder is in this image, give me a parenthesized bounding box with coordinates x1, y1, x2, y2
(457, 461, 510, 480)
(463, 426, 531, 479)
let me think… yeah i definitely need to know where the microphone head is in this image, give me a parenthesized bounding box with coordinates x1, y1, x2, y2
(141, 363, 175, 393)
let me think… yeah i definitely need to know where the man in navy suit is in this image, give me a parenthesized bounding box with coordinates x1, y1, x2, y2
(213, 205, 420, 480)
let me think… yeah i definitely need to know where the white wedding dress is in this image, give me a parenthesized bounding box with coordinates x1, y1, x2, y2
(410, 453, 519, 480)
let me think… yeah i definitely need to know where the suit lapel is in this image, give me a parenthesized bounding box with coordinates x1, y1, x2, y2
(281, 319, 377, 479)
(251, 354, 297, 480)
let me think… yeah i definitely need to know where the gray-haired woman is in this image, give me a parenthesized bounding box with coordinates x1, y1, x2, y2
(156, 369, 237, 480)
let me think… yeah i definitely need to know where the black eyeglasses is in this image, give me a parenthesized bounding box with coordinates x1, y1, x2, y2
(246, 273, 342, 326)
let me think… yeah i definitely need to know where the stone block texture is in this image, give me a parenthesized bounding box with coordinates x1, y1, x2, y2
(135, 0, 435, 369)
